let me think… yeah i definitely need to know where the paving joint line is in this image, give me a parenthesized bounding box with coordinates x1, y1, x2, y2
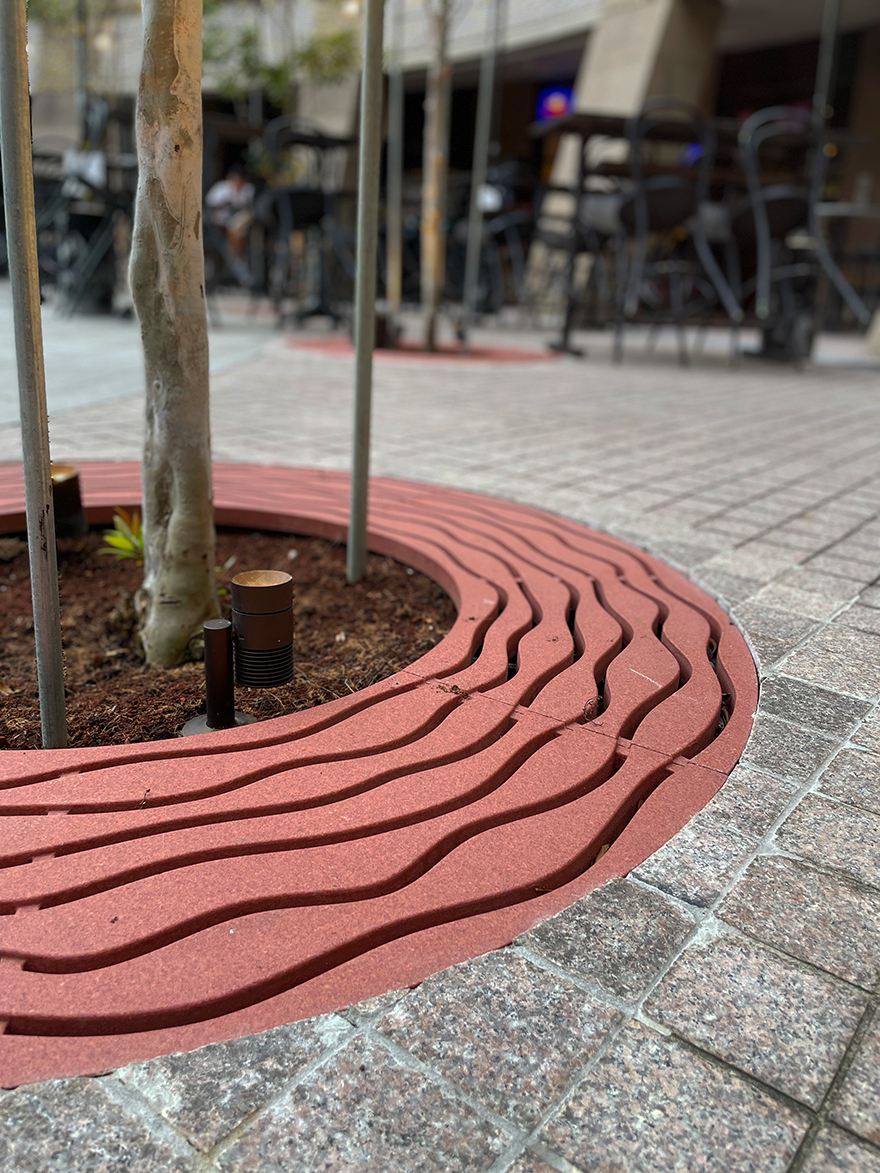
(490, 1137, 588, 1173)
(683, 459, 880, 530)
(201, 1013, 359, 1163)
(508, 941, 666, 1017)
(492, 895, 770, 1168)
(699, 913, 875, 997)
(630, 1017, 817, 1123)
(784, 987, 880, 1172)
(646, 432, 880, 516)
(647, 725, 862, 915)
(360, 1022, 527, 1142)
(739, 587, 880, 682)
(806, 782, 880, 822)
(97, 1071, 216, 1168)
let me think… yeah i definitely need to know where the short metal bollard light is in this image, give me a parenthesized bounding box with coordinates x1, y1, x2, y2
(231, 569, 295, 687)
(181, 618, 258, 736)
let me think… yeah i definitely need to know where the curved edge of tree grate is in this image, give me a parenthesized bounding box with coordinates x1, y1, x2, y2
(0, 461, 757, 1087)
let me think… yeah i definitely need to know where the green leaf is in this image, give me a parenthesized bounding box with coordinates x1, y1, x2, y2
(99, 507, 144, 563)
(112, 520, 137, 547)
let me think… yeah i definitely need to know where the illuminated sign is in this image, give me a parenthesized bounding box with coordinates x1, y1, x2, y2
(536, 86, 574, 121)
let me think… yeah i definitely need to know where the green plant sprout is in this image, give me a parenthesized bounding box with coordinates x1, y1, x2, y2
(99, 509, 144, 564)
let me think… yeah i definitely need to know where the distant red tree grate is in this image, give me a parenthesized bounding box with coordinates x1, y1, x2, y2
(0, 461, 756, 1087)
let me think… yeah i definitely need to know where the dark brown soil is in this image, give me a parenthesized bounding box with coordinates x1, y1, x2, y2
(0, 529, 456, 750)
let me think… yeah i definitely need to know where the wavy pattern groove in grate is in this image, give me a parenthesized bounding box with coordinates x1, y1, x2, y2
(0, 462, 757, 1087)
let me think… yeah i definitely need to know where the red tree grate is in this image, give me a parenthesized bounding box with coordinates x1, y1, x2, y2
(0, 462, 757, 1086)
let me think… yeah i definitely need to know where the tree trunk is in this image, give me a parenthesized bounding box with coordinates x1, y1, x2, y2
(130, 0, 219, 666)
(420, 2, 451, 352)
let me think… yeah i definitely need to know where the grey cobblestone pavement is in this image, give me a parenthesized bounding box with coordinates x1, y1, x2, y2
(1, 297, 880, 1171)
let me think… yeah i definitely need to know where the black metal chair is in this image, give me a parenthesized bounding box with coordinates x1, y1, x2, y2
(732, 106, 869, 362)
(257, 117, 356, 323)
(53, 173, 133, 316)
(534, 178, 621, 356)
(613, 97, 743, 364)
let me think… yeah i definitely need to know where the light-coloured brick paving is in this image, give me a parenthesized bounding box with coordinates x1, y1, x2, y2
(2, 291, 880, 1172)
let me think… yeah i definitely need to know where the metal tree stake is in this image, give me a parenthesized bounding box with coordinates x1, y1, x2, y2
(347, 0, 386, 583)
(813, 0, 840, 130)
(0, 0, 68, 747)
(462, 0, 504, 339)
(385, 0, 405, 315)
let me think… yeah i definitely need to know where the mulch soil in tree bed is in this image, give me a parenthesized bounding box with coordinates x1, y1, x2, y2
(0, 529, 456, 750)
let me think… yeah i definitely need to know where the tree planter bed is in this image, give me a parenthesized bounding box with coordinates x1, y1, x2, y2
(0, 461, 756, 1087)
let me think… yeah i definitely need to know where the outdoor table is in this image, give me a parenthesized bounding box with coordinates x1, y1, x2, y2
(528, 109, 869, 354)
(527, 110, 744, 353)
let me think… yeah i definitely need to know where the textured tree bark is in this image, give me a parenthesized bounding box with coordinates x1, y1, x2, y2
(130, 0, 219, 666)
(420, 1, 452, 352)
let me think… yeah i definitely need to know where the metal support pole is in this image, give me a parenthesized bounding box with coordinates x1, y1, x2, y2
(813, 0, 840, 129)
(347, 0, 386, 583)
(461, 0, 503, 338)
(0, 0, 68, 748)
(75, 0, 89, 144)
(385, 0, 405, 314)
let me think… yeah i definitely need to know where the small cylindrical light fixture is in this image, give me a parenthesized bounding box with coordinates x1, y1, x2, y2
(181, 618, 258, 736)
(231, 569, 294, 687)
(50, 463, 87, 537)
(204, 618, 235, 729)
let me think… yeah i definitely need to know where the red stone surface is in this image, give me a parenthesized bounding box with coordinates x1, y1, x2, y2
(0, 462, 757, 1086)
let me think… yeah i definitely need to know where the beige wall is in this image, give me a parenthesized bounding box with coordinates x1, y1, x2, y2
(646, 0, 722, 112)
(576, 0, 675, 116)
(549, 0, 721, 190)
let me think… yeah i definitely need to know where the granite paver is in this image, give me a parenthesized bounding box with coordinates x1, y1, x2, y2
(778, 625, 880, 699)
(0, 1077, 197, 1172)
(516, 877, 696, 1001)
(3, 295, 880, 1170)
(817, 747, 880, 814)
(739, 714, 842, 782)
(116, 1018, 353, 1152)
(373, 951, 622, 1125)
(630, 814, 756, 906)
(754, 568, 861, 620)
(541, 1019, 809, 1173)
(830, 1017, 880, 1144)
(757, 677, 871, 738)
(726, 602, 819, 669)
(698, 765, 798, 838)
(777, 794, 880, 887)
(215, 1034, 513, 1172)
(853, 710, 880, 755)
(717, 855, 880, 989)
(835, 604, 880, 635)
(799, 1127, 880, 1173)
(644, 930, 867, 1106)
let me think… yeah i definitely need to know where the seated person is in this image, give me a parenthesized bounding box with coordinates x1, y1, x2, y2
(206, 165, 255, 258)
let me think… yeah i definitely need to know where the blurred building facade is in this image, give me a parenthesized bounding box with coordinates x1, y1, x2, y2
(385, 0, 880, 201)
(23, 0, 880, 302)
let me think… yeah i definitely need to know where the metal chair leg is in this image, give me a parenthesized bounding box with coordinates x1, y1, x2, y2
(693, 230, 743, 323)
(670, 263, 689, 367)
(809, 208, 871, 325)
(613, 233, 627, 363)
